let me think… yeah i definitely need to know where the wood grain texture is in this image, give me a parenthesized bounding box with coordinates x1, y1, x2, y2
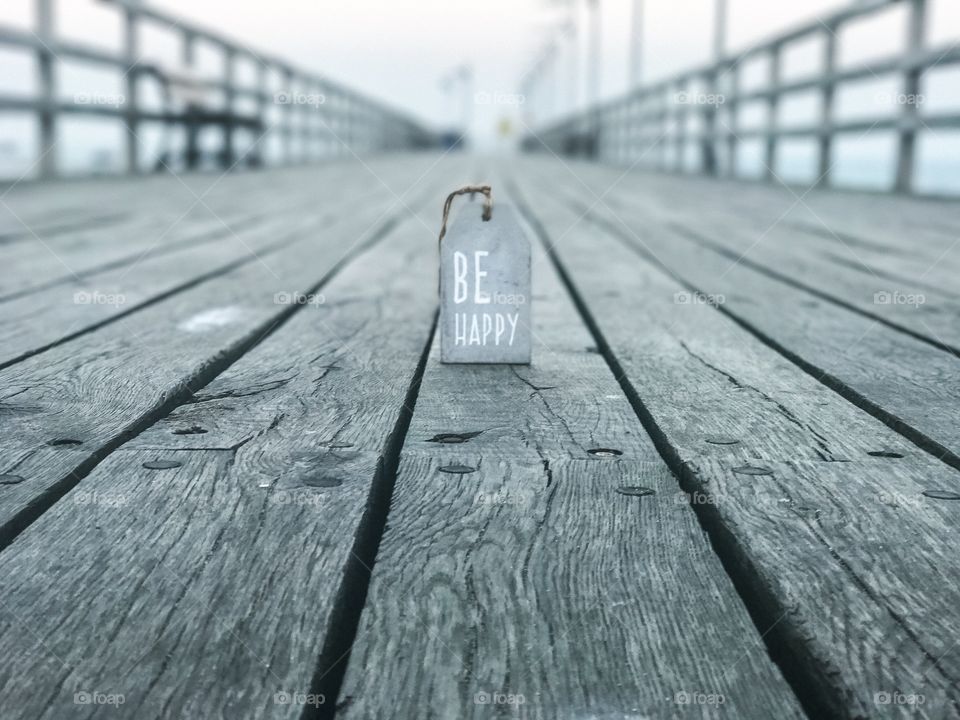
(0, 172, 257, 298)
(0, 157, 436, 302)
(525, 157, 960, 351)
(338, 228, 802, 718)
(527, 164, 960, 468)
(0, 162, 448, 548)
(0, 185, 446, 719)
(3, 155, 959, 719)
(514, 169, 960, 718)
(0, 179, 405, 368)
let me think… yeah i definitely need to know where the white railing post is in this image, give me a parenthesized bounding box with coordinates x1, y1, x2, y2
(895, 0, 927, 193)
(36, 0, 56, 179)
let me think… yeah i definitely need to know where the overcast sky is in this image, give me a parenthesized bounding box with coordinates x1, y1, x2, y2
(0, 0, 958, 184)
(2, 0, 957, 140)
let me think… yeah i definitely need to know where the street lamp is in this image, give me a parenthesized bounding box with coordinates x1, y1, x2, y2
(630, 0, 644, 88)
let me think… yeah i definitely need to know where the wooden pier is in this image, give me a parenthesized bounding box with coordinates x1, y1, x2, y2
(0, 154, 958, 718)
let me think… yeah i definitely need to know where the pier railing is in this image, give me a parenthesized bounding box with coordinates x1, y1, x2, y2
(0, 0, 436, 179)
(526, 0, 960, 194)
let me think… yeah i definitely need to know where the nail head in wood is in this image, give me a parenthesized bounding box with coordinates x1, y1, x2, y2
(705, 435, 740, 445)
(143, 460, 182, 470)
(922, 490, 960, 501)
(616, 486, 655, 497)
(47, 438, 83, 446)
(733, 465, 773, 476)
(588, 448, 623, 457)
(438, 464, 477, 475)
(304, 476, 343, 488)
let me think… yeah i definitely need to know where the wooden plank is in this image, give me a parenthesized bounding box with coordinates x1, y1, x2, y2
(337, 217, 802, 717)
(511, 169, 960, 718)
(655, 207, 960, 353)
(0, 166, 299, 235)
(527, 157, 960, 282)
(0, 195, 263, 299)
(530, 164, 960, 469)
(0, 174, 207, 248)
(542, 160, 960, 351)
(0, 196, 443, 719)
(0, 209, 131, 247)
(0, 177, 409, 368)
(0, 161, 447, 548)
(0, 163, 388, 300)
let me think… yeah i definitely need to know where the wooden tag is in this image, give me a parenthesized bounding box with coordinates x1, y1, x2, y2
(440, 203, 531, 364)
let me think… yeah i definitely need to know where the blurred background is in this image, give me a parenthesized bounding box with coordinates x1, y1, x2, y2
(1, 0, 959, 194)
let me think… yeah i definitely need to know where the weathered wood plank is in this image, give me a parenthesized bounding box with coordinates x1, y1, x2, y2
(0, 159, 421, 301)
(532, 158, 960, 351)
(539, 159, 960, 277)
(0, 166, 303, 243)
(0, 197, 443, 719)
(530, 165, 960, 470)
(0, 177, 409, 368)
(513, 171, 960, 718)
(656, 206, 960, 353)
(0, 165, 446, 548)
(337, 225, 802, 717)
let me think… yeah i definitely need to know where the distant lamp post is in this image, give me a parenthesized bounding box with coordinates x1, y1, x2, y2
(630, 0, 644, 89)
(585, 0, 601, 108)
(459, 64, 474, 137)
(714, 0, 728, 61)
(439, 64, 474, 140)
(541, 0, 580, 114)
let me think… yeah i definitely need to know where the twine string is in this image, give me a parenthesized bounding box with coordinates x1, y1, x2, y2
(437, 184, 493, 246)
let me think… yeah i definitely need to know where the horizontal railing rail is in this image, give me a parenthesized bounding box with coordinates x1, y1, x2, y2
(525, 0, 958, 194)
(0, 0, 438, 179)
